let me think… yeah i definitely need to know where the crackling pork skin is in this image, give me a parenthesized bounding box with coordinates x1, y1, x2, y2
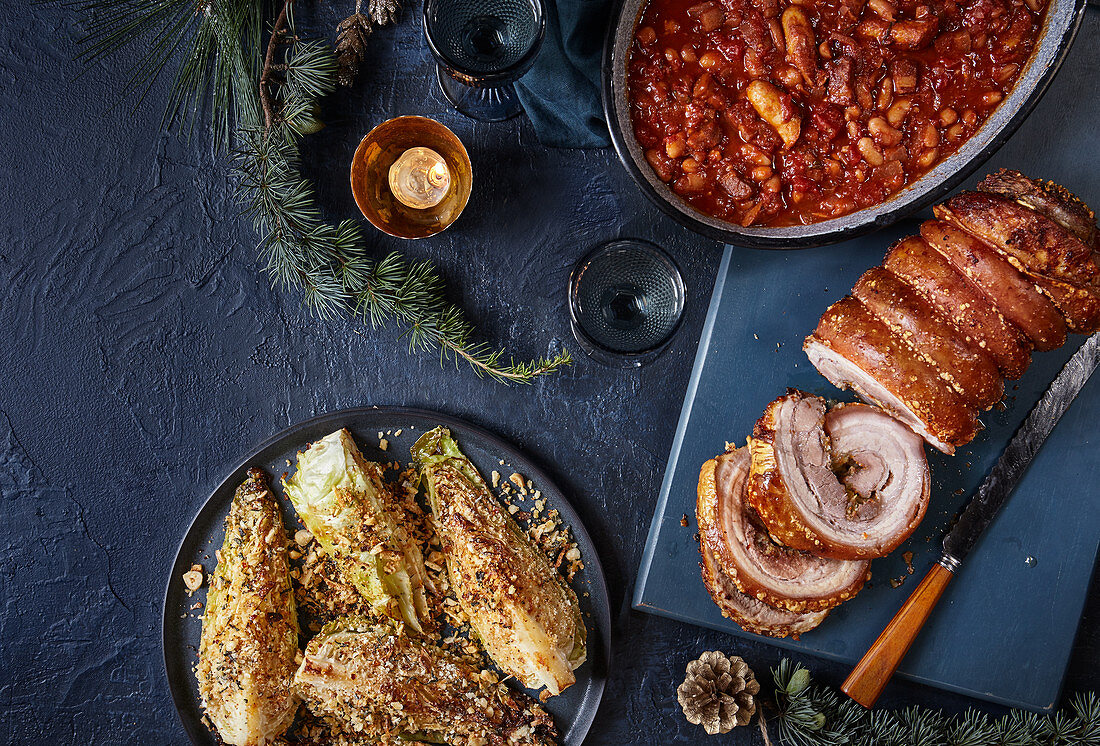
(807, 172, 1100, 453)
(696, 447, 869, 613)
(806, 295, 980, 454)
(747, 391, 930, 560)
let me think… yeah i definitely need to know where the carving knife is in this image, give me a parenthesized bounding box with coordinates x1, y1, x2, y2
(842, 332, 1100, 708)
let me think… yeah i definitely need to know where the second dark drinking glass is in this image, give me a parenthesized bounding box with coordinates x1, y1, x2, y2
(569, 239, 686, 368)
(423, 0, 545, 122)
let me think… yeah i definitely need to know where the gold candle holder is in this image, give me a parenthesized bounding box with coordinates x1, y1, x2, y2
(350, 116, 472, 239)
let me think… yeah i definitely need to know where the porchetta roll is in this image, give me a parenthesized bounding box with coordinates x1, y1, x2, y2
(696, 447, 869, 613)
(746, 391, 930, 560)
(979, 169, 1098, 249)
(976, 170, 1100, 333)
(699, 540, 829, 639)
(935, 191, 1100, 291)
(804, 295, 979, 454)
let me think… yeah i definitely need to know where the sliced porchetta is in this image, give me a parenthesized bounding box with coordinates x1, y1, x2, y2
(978, 169, 1098, 250)
(920, 220, 1067, 350)
(699, 538, 829, 639)
(976, 171, 1100, 333)
(883, 236, 1032, 379)
(805, 295, 979, 454)
(851, 266, 1004, 409)
(935, 191, 1100, 292)
(746, 391, 930, 560)
(696, 448, 869, 613)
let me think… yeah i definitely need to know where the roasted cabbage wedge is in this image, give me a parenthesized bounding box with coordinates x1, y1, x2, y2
(412, 427, 586, 696)
(282, 429, 431, 632)
(197, 469, 299, 746)
(295, 617, 557, 746)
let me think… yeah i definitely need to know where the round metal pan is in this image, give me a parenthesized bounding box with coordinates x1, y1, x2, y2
(602, 0, 1088, 248)
(163, 407, 610, 746)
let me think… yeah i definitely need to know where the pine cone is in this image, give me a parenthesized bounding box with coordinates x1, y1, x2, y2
(335, 12, 372, 87)
(677, 651, 760, 735)
(369, 0, 401, 27)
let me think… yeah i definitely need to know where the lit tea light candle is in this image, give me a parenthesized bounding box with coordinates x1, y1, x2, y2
(388, 147, 452, 209)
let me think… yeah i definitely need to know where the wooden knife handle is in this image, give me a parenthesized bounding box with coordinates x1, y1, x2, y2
(841, 561, 955, 708)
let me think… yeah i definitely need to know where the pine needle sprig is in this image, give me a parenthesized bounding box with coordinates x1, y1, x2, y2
(59, 0, 261, 147)
(770, 660, 1100, 746)
(234, 25, 570, 383)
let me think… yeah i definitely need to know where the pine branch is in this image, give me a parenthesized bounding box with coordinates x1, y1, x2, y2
(769, 660, 1100, 746)
(235, 26, 570, 383)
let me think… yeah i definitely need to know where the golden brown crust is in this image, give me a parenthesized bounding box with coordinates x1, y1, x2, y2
(811, 296, 979, 451)
(978, 169, 1098, 249)
(746, 426, 831, 555)
(852, 265, 1004, 409)
(884, 236, 1032, 379)
(921, 220, 1066, 351)
(1027, 273, 1100, 334)
(696, 454, 869, 613)
(936, 191, 1100, 291)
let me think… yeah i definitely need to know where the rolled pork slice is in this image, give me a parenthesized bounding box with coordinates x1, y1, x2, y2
(699, 540, 829, 639)
(696, 449, 869, 613)
(805, 296, 980, 454)
(921, 220, 1067, 351)
(852, 266, 1004, 409)
(935, 191, 1100, 291)
(747, 392, 930, 560)
(884, 236, 1032, 379)
(978, 169, 1098, 250)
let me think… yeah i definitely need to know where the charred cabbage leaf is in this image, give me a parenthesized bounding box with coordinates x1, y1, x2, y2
(282, 428, 431, 632)
(412, 427, 586, 696)
(197, 469, 299, 746)
(295, 617, 558, 746)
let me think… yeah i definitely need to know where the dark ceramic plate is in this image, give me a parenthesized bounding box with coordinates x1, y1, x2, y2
(163, 407, 610, 745)
(602, 0, 1087, 248)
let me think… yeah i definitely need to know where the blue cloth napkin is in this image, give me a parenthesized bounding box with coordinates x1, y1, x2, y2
(515, 0, 611, 148)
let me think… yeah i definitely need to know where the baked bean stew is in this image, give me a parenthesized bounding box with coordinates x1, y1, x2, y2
(627, 0, 1046, 227)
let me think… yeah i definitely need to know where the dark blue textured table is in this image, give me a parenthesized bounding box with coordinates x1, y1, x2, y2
(2, 3, 1098, 744)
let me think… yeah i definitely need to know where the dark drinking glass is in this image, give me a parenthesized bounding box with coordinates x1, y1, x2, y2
(569, 239, 686, 367)
(423, 0, 545, 121)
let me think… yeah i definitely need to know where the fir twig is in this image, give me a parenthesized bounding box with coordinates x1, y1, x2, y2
(236, 21, 571, 383)
(770, 660, 1100, 746)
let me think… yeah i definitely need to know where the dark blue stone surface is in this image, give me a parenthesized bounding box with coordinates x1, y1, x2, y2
(1, 3, 1098, 744)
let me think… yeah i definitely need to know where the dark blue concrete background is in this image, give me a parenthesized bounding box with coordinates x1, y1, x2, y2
(1, 3, 1097, 744)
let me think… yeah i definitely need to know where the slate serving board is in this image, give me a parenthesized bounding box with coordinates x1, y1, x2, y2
(634, 223, 1100, 712)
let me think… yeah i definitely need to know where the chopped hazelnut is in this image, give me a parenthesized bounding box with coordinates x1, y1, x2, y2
(182, 569, 203, 592)
(295, 529, 314, 547)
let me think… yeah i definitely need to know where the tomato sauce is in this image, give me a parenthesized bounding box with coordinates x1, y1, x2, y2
(627, 0, 1046, 227)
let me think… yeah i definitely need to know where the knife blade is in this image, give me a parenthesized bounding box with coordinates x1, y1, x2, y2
(940, 332, 1100, 570)
(842, 333, 1100, 708)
